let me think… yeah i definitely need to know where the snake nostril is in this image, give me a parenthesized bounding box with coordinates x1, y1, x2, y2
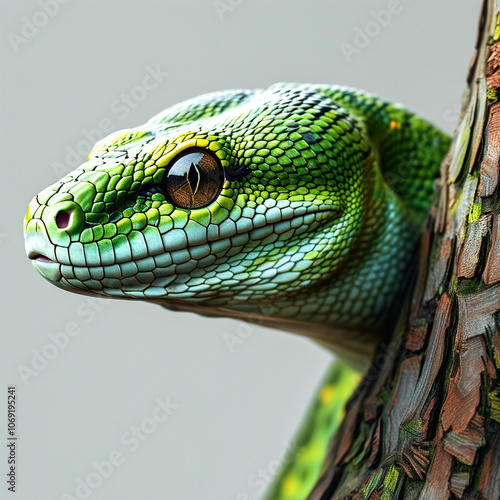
(55, 210, 72, 230)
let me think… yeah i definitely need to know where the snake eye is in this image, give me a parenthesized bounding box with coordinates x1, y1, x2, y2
(164, 149, 223, 209)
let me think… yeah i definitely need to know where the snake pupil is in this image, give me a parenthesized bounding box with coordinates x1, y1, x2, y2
(187, 162, 200, 196)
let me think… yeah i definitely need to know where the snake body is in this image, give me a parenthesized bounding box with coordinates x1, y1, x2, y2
(24, 83, 450, 498)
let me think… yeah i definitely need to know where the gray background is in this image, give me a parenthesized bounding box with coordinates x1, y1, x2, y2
(1, 1, 480, 499)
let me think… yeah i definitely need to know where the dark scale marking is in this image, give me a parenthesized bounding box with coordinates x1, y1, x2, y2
(301, 133, 317, 144)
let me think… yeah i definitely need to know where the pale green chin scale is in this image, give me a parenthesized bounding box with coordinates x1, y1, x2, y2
(31, 259, 62, 283)
(23, 83, 451, 365)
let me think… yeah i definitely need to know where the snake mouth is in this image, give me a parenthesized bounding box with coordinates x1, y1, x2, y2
(28, 252, 56, 264)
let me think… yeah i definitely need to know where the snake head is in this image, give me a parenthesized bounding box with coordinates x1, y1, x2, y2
(24, 83, 448, 358)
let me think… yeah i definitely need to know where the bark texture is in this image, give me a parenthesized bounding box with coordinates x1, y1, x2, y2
(308, 1, 500, 497)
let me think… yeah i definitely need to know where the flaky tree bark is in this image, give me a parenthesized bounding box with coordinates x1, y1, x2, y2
(308, 1, 500, 498)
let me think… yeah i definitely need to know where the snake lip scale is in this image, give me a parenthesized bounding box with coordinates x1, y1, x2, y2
(25, 206, 338, 270)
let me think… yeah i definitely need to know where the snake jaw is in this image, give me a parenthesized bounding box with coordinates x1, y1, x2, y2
(24, 206, 342, 301)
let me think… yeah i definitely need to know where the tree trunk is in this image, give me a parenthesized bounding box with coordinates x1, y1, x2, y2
(308, 0, 500, 498)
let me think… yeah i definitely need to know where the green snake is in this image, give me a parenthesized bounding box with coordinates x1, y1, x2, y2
(24, 83, 450, 499)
